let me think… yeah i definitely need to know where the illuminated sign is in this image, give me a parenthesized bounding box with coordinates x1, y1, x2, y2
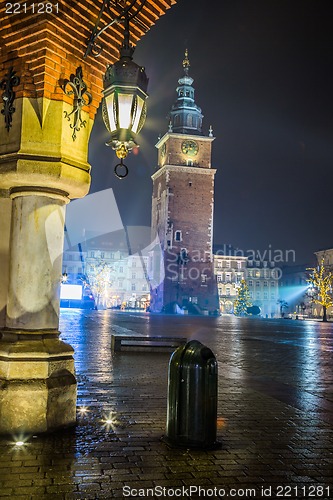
(60, 284, 83, 300)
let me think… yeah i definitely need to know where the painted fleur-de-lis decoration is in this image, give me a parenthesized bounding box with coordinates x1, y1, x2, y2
(62, 66, 92, 141)
(0, 67, 20, 132)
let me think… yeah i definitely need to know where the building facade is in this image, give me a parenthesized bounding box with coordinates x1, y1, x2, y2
(150, 51, 219, 314)
(214, 255, 248, 313)
(62, 230, 150, 310)
(246, 260, 280, 317)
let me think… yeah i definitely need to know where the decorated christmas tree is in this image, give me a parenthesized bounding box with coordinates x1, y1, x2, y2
(307, 259, 333, 322)
(234, 279, 252, 316)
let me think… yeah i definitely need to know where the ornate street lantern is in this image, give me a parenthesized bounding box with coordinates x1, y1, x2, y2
(102, 14, 148, 178)
(85, 0, 149, 178)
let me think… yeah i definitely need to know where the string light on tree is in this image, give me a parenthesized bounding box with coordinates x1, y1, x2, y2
(307, 259, 333, 322)
(234, 279, 252, 316)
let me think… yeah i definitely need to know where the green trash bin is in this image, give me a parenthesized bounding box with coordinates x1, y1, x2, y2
(165, 339, 219, 449)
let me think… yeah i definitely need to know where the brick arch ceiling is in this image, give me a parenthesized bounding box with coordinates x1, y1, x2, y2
(0, 0, 176, 115)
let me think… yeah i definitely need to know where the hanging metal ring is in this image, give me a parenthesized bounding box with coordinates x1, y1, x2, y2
(114, 160, 129, 179)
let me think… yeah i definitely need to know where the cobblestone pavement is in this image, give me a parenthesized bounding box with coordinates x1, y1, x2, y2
(0, 311, 332, 499)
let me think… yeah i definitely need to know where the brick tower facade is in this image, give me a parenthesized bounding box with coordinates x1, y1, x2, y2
(150, 51, 218, 314)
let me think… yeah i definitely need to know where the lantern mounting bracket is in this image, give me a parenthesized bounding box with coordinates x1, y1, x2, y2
(84, 0, 147, 59)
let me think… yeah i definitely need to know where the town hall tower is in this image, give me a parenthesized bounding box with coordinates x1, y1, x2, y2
(150, 51, 218, 313)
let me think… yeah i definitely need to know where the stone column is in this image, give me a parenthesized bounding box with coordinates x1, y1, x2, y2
(0, 190, 77, 433)
(7, 191, 66, 330)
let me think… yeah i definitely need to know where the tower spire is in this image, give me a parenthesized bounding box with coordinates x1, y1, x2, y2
(182, 48, 190, 75)
(168, 50, 203, 135)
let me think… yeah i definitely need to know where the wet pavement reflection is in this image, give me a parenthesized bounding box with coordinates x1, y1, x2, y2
(0, 310, 332, 498)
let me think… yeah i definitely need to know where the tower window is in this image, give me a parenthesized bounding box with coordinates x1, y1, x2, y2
(189, 181, 192, 187)
(175, 230, 182, 242)
(186, 159, 193, 166)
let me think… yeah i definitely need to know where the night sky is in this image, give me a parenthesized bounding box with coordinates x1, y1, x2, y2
(88, 0, 333, 266)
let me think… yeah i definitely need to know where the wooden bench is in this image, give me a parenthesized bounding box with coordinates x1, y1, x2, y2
(111, 335, 188, 353)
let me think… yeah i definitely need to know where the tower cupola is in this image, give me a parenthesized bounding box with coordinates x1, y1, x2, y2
(168, 49, 203, 135)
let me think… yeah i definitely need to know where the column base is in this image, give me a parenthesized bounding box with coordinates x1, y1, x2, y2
(0, 331, 77, 434)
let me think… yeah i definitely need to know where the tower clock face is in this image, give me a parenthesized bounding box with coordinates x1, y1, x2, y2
(181, 140, 199, 156)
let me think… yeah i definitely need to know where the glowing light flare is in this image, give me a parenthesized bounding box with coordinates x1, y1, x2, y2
(105, 93, 116, 132)
(132, 95, 144, 134)
(11, 435, 30, 450)
(102, 411, 119, 431)
(118, 93, 133, 130)
(78, 406, 89, 414)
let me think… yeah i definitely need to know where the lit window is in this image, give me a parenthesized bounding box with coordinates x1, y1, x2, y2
(217, 274, 222, 282)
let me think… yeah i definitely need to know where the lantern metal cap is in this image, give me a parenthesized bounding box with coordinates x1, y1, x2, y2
(103, 58, 149, 94)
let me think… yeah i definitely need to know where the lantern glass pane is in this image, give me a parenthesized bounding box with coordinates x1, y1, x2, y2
(118, 93, 133, 130)
(132, 95, 145, 134)
(105, 93, 117, 132)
